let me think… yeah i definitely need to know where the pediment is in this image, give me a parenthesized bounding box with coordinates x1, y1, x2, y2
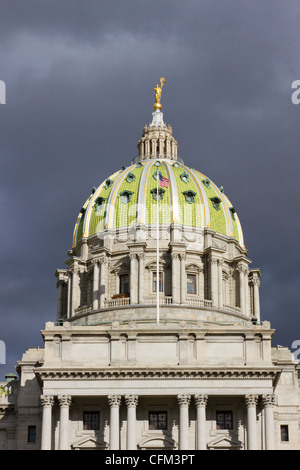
(207, 435, 242, 450)
(71, 436, 108, 450)
(138, 436, 176, 449)
(185, 263, 203, 272)
(145, 260, 168, 270)
(111, 258, 130, 273)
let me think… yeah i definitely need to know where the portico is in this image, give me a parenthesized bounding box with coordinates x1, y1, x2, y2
(39, 386, 277, 450)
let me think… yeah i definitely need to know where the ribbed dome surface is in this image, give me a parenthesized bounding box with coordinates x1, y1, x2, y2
(72, 159, 244, 248)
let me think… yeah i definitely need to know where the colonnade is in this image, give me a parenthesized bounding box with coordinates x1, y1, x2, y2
(57, 252, 261, 320)
(40, 393, 275, 450)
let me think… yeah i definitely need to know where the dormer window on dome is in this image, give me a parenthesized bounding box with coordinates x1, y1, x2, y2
(183, 190, 196, 204)
(120, 190, 133, 204)
(210, 196, 222, 211)
(95, 197, 106, 211)
(150, 187, 165, 202)
(229, 206, 236, 220)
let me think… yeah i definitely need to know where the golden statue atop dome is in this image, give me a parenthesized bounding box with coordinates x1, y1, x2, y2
(153, 77, 165, 110)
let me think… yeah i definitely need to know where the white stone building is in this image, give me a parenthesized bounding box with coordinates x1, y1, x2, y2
(1, 87, 300, 451)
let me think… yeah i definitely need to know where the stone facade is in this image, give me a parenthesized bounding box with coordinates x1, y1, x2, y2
(1, 105, 300, 450)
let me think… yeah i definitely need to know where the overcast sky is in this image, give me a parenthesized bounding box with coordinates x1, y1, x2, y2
(0, 0, 300, 380)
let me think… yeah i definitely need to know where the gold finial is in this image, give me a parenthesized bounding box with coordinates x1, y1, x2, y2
(153, 77, 165, 110)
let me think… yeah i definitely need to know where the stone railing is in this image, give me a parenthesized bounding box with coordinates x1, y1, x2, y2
(105, 297, 131, 308)
(76, 298, 241, 313)
(143, 295, 173, 305)
(185, 297, 212, 308)
(223, 304, 241, 313)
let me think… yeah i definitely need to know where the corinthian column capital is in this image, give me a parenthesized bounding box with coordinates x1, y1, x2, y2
(177, 394, 191, 407)
(124, 395, 138, 408)
(40, 395, 54, 407)
(194, 394, 208, 407)
(58, 395, 72, 407)
(261, 394, 275, 407)
(108, 395, 122, 407)
(245, 394, 258, 407)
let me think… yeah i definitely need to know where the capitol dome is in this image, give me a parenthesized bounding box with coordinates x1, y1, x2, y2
(56, 83, 260, 328)
(72, 113, 244, 250)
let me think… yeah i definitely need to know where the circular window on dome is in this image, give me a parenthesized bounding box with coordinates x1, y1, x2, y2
(126, 172, 136, 183)
(202, 177, 211, 189)
(105, 178, 113, 190)
(180, 171, 190, 183)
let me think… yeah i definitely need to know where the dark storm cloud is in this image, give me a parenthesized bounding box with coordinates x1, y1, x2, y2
(0, 0, 300, 379)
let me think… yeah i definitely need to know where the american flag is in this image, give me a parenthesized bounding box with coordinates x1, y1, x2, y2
(159, 172, 169, 188)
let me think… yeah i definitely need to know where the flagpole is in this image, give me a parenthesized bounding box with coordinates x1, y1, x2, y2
(156, 167, 159, 325)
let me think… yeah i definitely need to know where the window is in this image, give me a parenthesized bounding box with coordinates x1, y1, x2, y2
(94, 197, 106, 211)
(202, 177, 211, 189)
(183, 190, 196, 204)
(120, 190, 133, 204)
(153, 272, 163, 292)
(28, 426, 36, 443)
(280, 425, 289, 442)
(120, 274, 129, 294)
(210, 196, 222, 211)
(83, 411, 100, 430)
(187, 274, 197, 294)
(149, 411, 167, 430)
(150, 187, 165, 202)
(216, 411, 233, 430)
(126, 172, 136, 183)
(180, 171, 189, 183)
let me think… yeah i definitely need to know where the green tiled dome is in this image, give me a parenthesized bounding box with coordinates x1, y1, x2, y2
(72, 159, 244, 248)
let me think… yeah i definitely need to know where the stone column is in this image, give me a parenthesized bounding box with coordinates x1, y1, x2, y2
(56, 280, 64, 320)
(177, 395, 191, 450)
(108, 395, 122, 450)
(137, 253, 144, 304)
(194, 394, 208, 450)
(71, 266, 79, 315)
(209, 258, 218, 307)
(180, 254, 186, 304)
(99, 256, 108, 308)
(40, 395, 54, 450)
(151, 138, 156, 158)
(237, 265, 245, 313)
(129, 254, 138, 304)
(245, 395, 258, 450)
(125, 395, 138, 450)
(262, 394, 275, 450)
(218, 260, 223, 309)
(171, 253, 180, 304)
(58, 395, 72, 450)
(67, 270, 72, 318)
(253, 278, 261, 322)
(244, 269, 250, 316)
(92, 259, 100, 310)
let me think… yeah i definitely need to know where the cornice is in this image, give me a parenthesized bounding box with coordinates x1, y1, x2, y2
(34, 366, 281, 382)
